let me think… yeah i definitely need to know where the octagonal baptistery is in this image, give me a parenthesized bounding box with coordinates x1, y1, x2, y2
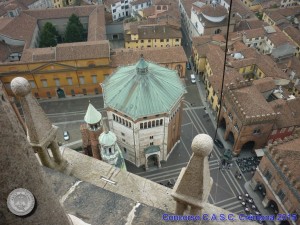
(102, 56, 186, 168)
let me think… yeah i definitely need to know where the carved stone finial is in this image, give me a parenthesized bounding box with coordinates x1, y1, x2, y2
(172, 134, 213, 215)
(11, 77, 31, 97)
(191, 134, 213, 157)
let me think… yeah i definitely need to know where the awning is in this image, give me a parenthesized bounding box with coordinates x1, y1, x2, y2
(255, 149, 264, 157)
(144, 145, 160, 154)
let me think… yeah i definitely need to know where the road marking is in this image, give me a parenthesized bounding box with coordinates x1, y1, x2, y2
(209, 194, 215, 204)
(180, 137, 191, 157)
(183, 106, 205, 110)
(134, 162, 187, 175)
(63, 140, 82, 147)
(220, 201, 240, 210)
(215, 196, 236, 205)
(143, 167, 182, 179)
(151, 171, 181, 182)
(181, 122, 192, 127)
(54, 120, 84, 125)
(226, 203, 244, 212)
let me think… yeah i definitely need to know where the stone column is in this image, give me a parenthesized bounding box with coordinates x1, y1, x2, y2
(10, 77, 68, 172)
(172, 134, 213, 215)
(0, 88, 72, 225)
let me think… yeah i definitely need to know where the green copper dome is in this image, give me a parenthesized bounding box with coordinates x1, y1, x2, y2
(102, 57, 186, 120)
(84, 102, 102, 124)
(99, 131, 117, 146)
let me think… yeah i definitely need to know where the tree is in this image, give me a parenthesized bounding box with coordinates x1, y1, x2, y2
(64, 14, 84, 43)
(39, 22, 59, 48)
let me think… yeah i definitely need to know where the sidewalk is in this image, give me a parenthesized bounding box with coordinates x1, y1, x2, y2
(244, 181, 275, 225)
(38, 94, 103, 103)
(194, 71, 232, 151)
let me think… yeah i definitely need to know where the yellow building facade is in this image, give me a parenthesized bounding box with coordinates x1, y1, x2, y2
(125, 38, 181, 49)
(0, 58, 112, 99)
(53, 0, 77, 8)
(124, 25, 182, 49)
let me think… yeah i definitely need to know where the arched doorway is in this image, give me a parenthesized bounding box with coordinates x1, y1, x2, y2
(241, 141, 255, 151)
(57, 88, 65, 98)
(175, 64, 183, 77)
(147, 154, 158, 166)
(144, 146, 161, 170)
(219, 117, 226, 130)
(228, 131, 235, 144)
(268, 200, 279, 215)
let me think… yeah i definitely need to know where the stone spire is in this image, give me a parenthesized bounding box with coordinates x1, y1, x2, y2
(84, 101, 102, 126)
(10, 77, 67, 171)
(0, 87, 72, 225)
(172, 134, 213, 215)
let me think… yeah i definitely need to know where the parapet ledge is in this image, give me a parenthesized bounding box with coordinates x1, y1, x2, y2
(53, 147, 257, 224)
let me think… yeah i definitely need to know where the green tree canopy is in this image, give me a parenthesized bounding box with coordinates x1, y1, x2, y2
(39, 22, 59, 48)
(64, 14, 84, 43)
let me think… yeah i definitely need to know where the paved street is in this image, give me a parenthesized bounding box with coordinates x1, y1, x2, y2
(126, 102, 248, 214)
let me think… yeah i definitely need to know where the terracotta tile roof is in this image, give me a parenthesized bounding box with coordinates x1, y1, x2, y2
(23, 5, 96, 19)
(0, 17, 13, 30)
(110, 46, 187, 67)
(125, 24, 181, 40)
(206, 45, 225, 77)
(283, 26, 300, 46)
(0, 12, 37, 49)
(193, 36, 224, 59)
(265, 11, 286, 22)
(269, 98, 300, 129)
(180, 0, 198, 18)
(201, 4, 227, 17)
(266, 27, 292, 47)
(272, 136, 300, 184)
(56, 40, 110, 61)
(131, 0, 151, 6)
(229, 57, 256, 68)
(232, 0, 254, 18)
(253, 77, 276, 93)
(208, 67, 240, 98)
(142, 5, 156, 17)
(87, 6, 106, 41)
(234, 19, 268, 32)
(0, 42, 10, 62)
(19, 0, 38, 6)
(232, 41, 248, 51)
(228, 48, 287, 79)
(243, 27, 265, 40)
(21, 47, 55, 62)
(212, 34, 226, 43)
(21, 40, 110, 62)
(265, 6, 300, 20)
(103, 0, 121, 5)
(257, 54, 288, 79)
(192, 35, 212, 46)
(232, 84, 275, 117)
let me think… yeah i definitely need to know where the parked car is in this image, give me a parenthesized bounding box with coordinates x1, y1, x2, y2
(190, 74, 196, 84)
(214, 139, 224, 149)
(186, 62, 191, 70)
(63, 131, 70, 141)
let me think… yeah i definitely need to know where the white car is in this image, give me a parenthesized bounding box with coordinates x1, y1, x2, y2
(190, 74, 196, 84)
(63, 131, 70, 141)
